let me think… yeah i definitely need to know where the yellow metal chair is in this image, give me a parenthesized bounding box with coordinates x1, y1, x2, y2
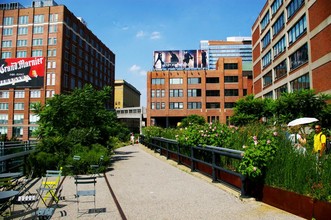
(37, 167, 62, 207)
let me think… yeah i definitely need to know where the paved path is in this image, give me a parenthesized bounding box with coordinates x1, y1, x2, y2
(14, 144, 304, 219)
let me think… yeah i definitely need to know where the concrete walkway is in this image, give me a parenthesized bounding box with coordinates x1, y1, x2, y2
(12, 144, 304, 219)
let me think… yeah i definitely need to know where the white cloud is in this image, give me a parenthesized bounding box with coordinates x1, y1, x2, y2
(129, 65, 147, 76)
(150, 31, 161, 40)
(136, 30, 145, 38)
(129, 64, 141, 72)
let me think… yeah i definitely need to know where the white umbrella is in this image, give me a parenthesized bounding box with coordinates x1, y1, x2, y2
(287, 117, 319, 127)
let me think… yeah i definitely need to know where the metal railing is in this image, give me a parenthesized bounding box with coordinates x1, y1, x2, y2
(0, 141, 38, 173)
(139, 135, 247, 197)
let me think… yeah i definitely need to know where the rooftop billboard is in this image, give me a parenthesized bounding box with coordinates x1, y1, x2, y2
(0, 57, 45, 88)
(153, 50, 208, 70)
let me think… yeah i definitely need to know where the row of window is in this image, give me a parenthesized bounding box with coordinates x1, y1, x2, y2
(0, 89, 55, 99)
(263, 73, 309, 99)
(3, 14, 58, 26)
(2, 37, 57, 49)
(150, 102, 236, 109)
(151, 76, 239, 85)
(0, 126, 38, 138)
(0, 114, 39, 124)
(2, 25, 58, 37)
(151, 89, 241, 97)
(261, 0, 304, 32)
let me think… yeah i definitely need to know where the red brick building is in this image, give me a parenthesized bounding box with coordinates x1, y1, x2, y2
(147, 57, 252, 127)
(0, 1, 115, 140)
(252, 0, 331, 99)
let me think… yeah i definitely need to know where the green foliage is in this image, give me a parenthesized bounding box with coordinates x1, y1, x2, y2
(230, 90, 331, 128)
(30, 84, 127, 175)
(178, 114, 206, 128)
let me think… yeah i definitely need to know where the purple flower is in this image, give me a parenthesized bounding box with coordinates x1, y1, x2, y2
(253, 136, 258, 141)
(273, 131, 278, 136)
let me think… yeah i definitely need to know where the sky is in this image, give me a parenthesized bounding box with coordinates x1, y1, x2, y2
(4, 0, 265, 106)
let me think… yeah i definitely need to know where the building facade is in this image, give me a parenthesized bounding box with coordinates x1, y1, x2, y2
(114, 79, 141, 108)
(147, 57, 252, 127)
(0, 0, 115, 140)
(252, 0, 331, 99)
(200, 37, 252, 71)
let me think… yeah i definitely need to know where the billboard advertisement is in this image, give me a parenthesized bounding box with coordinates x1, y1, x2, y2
(153, 50, 207, 70)
(0, 57, 45, 88)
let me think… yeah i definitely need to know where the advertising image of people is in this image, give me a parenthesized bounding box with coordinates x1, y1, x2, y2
(153, 51, 165, 70)
(198, 50, 208, 69)
(0, 57, 45, 88)
(182, 50, 197, 69)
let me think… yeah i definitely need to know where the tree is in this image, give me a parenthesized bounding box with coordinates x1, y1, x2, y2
(179, 114, 206, 128)
(31, 84, 130, 174)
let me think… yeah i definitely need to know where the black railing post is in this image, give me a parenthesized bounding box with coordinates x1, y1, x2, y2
(240, 175, 247, 197)
(190, 146, 195, 172)
(177, 143, 180, 165)
(166, 141, 169, 159)
(212, 151, 216, 182)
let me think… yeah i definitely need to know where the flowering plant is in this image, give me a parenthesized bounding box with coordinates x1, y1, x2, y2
(238, 131, 280, 179)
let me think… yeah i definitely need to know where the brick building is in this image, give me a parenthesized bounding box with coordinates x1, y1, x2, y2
(114, 79, 141, 109)
(0, 0, 115, 140)
(147, 57, 252, 127)
(252, 0, 331, 99)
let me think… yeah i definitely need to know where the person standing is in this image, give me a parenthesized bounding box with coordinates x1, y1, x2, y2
(313, 125, 326, 158)
(130, 133, 135, 145)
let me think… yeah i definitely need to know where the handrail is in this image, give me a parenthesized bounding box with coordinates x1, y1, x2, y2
(140, 135, 248, 197)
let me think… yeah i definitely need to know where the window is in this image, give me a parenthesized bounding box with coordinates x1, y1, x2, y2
(2, 40, 12, 48)
(0, 114, 8, 124)
(151, 78, 165, 85)
(287, 0, 305, 19)
(188, 77, 201, 84)
(16, 51, 27, 58)
(32, 38, 43, 46)
(206, 90, 220, 96)
(30, 90, 41, 98)
(262, 50, 272, 68)
(0, 127, 8, 136)
(169, 89, 183, 97)
(224, 63, 238, 69)
(264, 91, 273, 99)
(188, 102, 202, 109)
(48, 37, 57, 45)
(206, 102, 220, 109)
(18, 27, 28, 35)
(34, 15, 44, 23)
(47, 49, 56, 57)
(49, 25, 58, 33)
(49, 13, 58, 22)
(272, 13, 284, 36)
(2, 52, 11, 58)
(29, 127, 38, 138)
(15, 90, 25, 98)
(170, 78, 183, 84)
(275, 84, 288, 98)
(208, 116, 219, 123)
(3, 17, 14, 26)
(187, 89, 201, 97)
(224, 76, 238, 83)
(288, 15, 306, 45)
(273, 35, 286, 58)
(206, 77, 219, 83)
(151, 102, 155, 109)
(17, 40, 28, 47)
(14, 103, 24, 110)
(274, 59, 287, 80)
(169, 102, 183, 109)
(33, 26, 44, 34)
(29, 114, 39, 124)
(263, 71, 273, 87)
(290, 73, 310, 92)
(12, 127, 23, 138)
(260, 11, 270, 31)
(0, 91, 9, 98)
(46, 90, 55, 97)
(32, 50, 43, 57)
(19, 15, 29, 24)
(271, 0, 283, 15)
(14, 114, 24, 124)
(151, 90, 155, 98)
(262, 31, 271, 49)
(0, 103, 9, 110)
(224, 89, 239, 96)
(289, 43, 308, 70)
(3, 28, 13, 36)
(224, 102, 236, 108)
